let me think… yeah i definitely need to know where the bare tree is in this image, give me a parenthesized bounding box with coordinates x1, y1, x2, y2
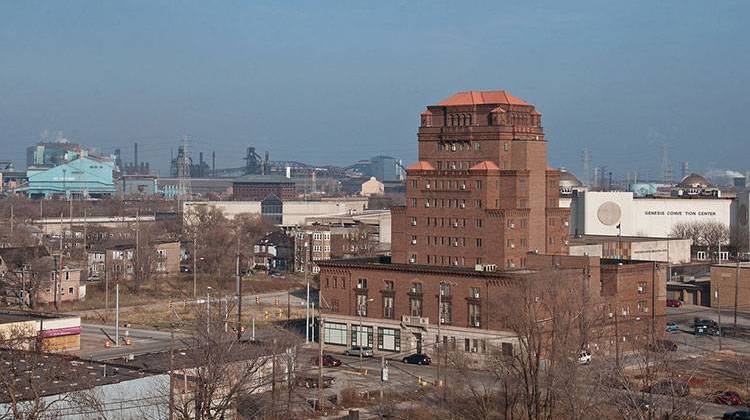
(0, 331, 103, 420)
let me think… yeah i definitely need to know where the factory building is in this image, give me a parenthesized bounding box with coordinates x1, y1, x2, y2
(19, 153, 116, 198)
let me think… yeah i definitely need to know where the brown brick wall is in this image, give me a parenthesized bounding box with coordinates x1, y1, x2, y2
(711, 265, 750, 310)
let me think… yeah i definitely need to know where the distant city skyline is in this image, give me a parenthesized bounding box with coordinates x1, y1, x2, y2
(2, 1, 748, 179)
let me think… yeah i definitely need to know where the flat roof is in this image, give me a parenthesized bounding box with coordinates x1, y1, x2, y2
(0, 350, 146, 403)
(569, 235, 687, 245)
(0, 311, 78, 325)
(318, 256, 539, 278)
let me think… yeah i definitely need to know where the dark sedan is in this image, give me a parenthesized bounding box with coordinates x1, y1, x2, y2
(311, 354, 342, 367)
(402, 353, 431, 365)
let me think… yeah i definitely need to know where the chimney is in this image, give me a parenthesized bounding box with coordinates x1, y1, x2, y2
(286, 166, 291, 179)
(134, 142, 138, 168)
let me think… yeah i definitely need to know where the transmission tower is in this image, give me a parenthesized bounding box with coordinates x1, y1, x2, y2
(177, 136, 192, 203)
(660, 144, 673, 184)
(581, 148, 591, 187)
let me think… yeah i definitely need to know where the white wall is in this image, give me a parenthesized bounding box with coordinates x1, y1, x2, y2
(573, 191, 732, 238)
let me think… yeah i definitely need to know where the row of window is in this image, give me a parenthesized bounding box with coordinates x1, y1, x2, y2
(410, 254, 526, 269)
(410, 217, 527, 229)
(411, 179, 481, 190)
(446, 114, 473, 127)
(411, 235, 527, 249)
(437, 140, 479, 151)
(296, 232, 331, 240)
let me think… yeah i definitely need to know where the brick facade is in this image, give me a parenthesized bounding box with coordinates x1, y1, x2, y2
(320, 91, 664, 357)
(392, 91, 569, 269)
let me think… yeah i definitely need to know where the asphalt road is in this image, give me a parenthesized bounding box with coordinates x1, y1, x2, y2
(78, 288, 314, 361)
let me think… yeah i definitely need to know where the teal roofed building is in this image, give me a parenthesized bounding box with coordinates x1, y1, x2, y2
(20, 153, 116, 198)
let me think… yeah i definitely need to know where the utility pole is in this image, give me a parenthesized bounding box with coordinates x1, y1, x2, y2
(169, 327, 175, 420)
(305, 238, 310, 343)
(717, 284, 722, 351)
(135, 207, 140, 283)
(287, 292, 291, 320)
(735, 258, 741, 332)
(236, 234, 242, 340)
(651, 262, 656, 343)
(614, 306, 620, 369)
(193, 236, 197, 298)
(115, 283, 120, 347)
(271, 338, 277, 413)
(318, 315, 324, 412)
(9, 203, 13, 244)
(83, 209, 87, 256)
(437, 283, 442, 390)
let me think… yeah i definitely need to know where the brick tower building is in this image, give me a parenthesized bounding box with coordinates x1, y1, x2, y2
(318, 90, 665, 359)
(392, 91, 569, 270)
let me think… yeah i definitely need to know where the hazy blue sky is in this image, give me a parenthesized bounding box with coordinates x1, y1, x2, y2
(1, 1, 748, 179)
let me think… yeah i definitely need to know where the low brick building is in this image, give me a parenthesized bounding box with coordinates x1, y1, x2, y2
(318, 254, 666, 356)
(710, 262, 749, 309)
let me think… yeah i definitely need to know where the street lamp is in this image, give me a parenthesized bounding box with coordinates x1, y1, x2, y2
(357, 297, 375, 373)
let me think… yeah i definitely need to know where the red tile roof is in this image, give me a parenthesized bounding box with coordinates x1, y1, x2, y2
(437, 91, 529, 106)
(407, 161, 435, 171)
(470, 161, 500, 171)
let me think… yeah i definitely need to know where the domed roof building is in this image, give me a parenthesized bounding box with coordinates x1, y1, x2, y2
(672, 173, 720, 198)
(678, 173, 713, 189)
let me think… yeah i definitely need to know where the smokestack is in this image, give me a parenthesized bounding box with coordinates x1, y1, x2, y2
(286, 166, 291, 179)
(212, 151, 216, 178)
(199, 152, 204, 177)
(134, 142, 138, 167)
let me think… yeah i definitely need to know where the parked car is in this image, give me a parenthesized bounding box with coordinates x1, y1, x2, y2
(179, 265, 192, 273)
(666, 322, 679, 333)
(644, 380, 690, 397)
(402, 353, 431, 365)
(694, 318, 718, 329)
(666, 299, 683, 308)
(714, 391, 744, 406)
(647, 339, 678, 352)
(578, 350, 592, 365)
(311, 354, 342, 367)
(296, 373, 335, 388)
(723, 410, 750, 420)
(344, 346, 373, 357)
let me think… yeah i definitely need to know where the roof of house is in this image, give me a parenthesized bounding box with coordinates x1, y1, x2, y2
(470, 161, 501, 171)
(437, 90, 529, 107)
(406, 161, 435, 171)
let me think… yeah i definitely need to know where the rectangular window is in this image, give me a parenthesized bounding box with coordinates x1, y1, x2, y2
(470, 287, 481, 299)
(411, 198, 417, 207)
(357, 294, 369, 316)
(469, 303, 481, 327)
(476, 238, 482, 247)
(351, 325, 373, 348)
(324, 322, 347, 345)
(638, 282, 647, 294)
(384, 280, 394, 291)
(638, 300, 649, 313)
(440, 300, 452, 324)
(475, 200, 482, 208)
(377, 328, 401, 352)
(475, 180, 482, 190)
(357, 278, 368, 290)
(410, 297, 422, 317)
(476, 219, 483, 228)
(383, 296, 394, 319)
(412, 180, 418, 189)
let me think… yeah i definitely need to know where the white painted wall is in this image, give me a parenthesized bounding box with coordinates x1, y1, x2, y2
(572, 191, 732, 238)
